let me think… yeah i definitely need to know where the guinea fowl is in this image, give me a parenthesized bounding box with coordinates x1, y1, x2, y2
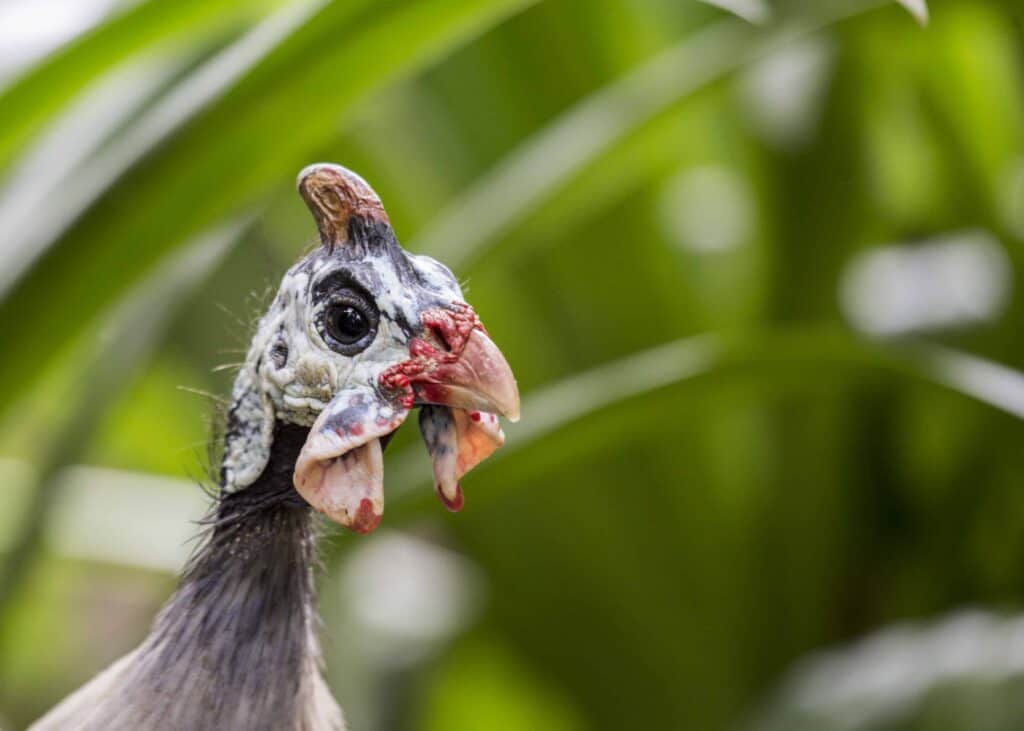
(30, 164, 520, 731)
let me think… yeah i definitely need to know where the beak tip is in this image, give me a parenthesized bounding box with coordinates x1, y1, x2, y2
(498, 381, 521, 423)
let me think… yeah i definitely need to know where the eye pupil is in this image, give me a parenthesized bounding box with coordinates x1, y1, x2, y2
(315, 281, 379, 355)
(328, 304, 370, 343)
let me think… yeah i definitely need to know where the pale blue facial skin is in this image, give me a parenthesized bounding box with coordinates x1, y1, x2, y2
(222, 163, 517, 534)
(221, 217, 465, 497)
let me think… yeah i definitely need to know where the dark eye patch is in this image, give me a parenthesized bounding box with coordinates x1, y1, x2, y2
(312, 269, 380, 356)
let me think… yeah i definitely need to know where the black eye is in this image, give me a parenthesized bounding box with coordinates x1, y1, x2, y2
(328, 305, 369, 343)
(317, 287, 379, 355)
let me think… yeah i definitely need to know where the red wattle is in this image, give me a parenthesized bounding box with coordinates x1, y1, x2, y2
(350, 498, 382, 534)
(437, 483, 465, 513)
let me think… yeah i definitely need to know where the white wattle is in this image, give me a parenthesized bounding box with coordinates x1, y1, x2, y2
(294, 388, 409, 533)
(418, 406, 461, 510)
(452, 409, 505, 477)
(419, 406, 506, 512)
(320, 438, 384, 521)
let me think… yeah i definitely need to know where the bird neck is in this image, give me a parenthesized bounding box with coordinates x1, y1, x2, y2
(134, 422, 336, 728)
(29, 422, 345, 730)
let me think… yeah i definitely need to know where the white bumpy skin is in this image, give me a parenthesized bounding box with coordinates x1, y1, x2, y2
(222, 163, 520, 533)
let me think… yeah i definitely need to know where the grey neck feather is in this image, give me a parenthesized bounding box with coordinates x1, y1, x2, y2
(30, 422, 345, 731)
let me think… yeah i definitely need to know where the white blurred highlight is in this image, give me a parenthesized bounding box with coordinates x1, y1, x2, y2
(0, 0, 120, 84)
(659, 166, 754, 253)
(47, 466, 207, 572)
(697, 0, 772, 25)
(758, 610, 1024, 729)
(0, 462, 206, 574)
(0, 59, 179, 260)
(741, 38, 835, 149)
(897, 0, 930, 25)
(840, 231, 1011, 336)
(342, 531, 481, 666)
(925, 344, 1024, 420)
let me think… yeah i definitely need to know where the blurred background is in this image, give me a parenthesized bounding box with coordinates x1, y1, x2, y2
(1, 0, 1023, 728)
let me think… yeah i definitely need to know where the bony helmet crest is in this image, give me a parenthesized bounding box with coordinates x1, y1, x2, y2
(221, 164, 520, 533)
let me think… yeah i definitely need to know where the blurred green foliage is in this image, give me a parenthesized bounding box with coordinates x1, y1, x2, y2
(3, 0, 1024, 728)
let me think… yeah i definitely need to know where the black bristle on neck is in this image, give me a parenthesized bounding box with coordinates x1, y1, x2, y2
(102, 421, 337, 730)
(207, 421, 312, 530)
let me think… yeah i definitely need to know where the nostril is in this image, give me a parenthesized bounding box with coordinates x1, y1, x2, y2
(429, 325, 452, 353)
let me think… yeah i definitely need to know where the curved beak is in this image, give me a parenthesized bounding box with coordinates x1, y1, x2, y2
(412, 328, 520, 422)
(403, 320, 519, 514)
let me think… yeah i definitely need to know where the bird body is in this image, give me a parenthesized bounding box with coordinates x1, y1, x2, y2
(31, 165, 519, 730)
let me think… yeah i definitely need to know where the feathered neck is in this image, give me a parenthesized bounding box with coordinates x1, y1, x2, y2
(139, 422, 324, 728)
(31, 422, 344, 731)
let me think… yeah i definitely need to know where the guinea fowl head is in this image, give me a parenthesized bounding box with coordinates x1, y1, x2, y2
(222, 163, 520, 533)
(29, 164, 519, 731)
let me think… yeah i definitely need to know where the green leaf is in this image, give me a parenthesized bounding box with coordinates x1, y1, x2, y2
(0, 0, 334, 297)
(0, 218, 242, 620)
(697, 0, 773, 24)
(0, 0, 537, 419)
(409, 19, 756, 269)
(410, 1, 883, 272)
(0, 0, 276, 173)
